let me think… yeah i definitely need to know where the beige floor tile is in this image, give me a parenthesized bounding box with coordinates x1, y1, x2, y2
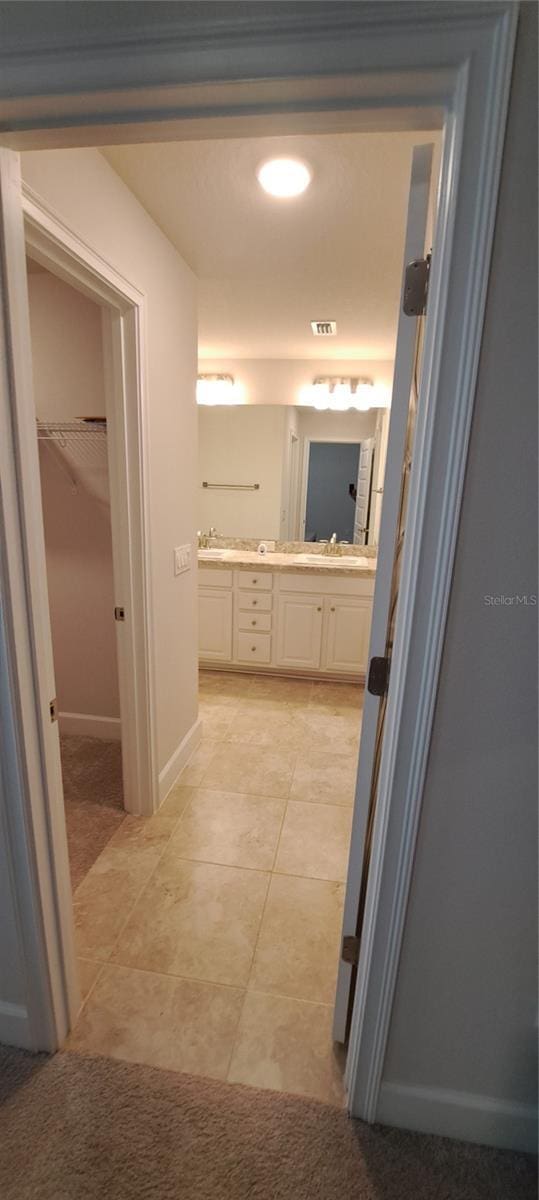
(303, 710, 362, 755)
(290, 750, 358, 806)
(77, 958, 103, 1003)
(197, 687, 243, 711)
(112, 856, 269, 987)
(170, 789, 285, 870)
(199, 702, 238, 740)
(73, 829, 166, 961)
(109, 809, 179, 849)
(226, 707, 312, 751)
(228, 990, 345, 1105)
(202, 742, 296, 799)
(177, 738, 221, 786)
(274, 801, 352, 882)
(67, 963, 244, 1080)
(248, 675, 313, 706)
(309, 680, 365, 711)
(158, 782, 196, 819)
(199, 671, 252, 700)
(249, 874, 344, 1004)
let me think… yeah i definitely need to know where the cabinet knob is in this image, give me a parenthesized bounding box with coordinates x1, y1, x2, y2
(252, 599, 258, 605)
(330, 606, 336, 612)
(317, 606, 322, 612)
(251, 645, 256, 652)
(251, 620, 257, 626)
(252, 578, 258, 584)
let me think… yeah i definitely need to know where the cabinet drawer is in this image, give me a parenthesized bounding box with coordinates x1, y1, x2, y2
(237, 631, 272, 664)
(238, 590, 273, 612)
(237, 610, 272, 633)
(235, 570, 273, 591)
(198, 567, 233, 588)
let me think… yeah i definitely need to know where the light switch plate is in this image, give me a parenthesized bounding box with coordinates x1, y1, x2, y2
(174, 544, 191, 576)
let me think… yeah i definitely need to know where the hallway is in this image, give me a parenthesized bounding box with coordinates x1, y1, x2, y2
(67, 670, 363, 1104)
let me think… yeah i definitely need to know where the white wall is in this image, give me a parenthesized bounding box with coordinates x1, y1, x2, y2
(296, 408, 377, 443)
(28, 271, 120, 725)
(22, 149, 198, 778)
(27, 269, 105, 419)
(198, 404, 286, 539)
(199, 357, 394, 407)
(378, 4, 538, 1152)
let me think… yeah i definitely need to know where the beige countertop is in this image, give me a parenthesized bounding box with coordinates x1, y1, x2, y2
(198, 548, 376, 578)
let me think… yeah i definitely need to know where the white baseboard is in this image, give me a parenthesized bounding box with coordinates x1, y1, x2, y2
(58, 711, 122, 740)
(158, 717, 203, 804)
(0, 1000, 34, 1050)
(377, 1081, 538, 1155)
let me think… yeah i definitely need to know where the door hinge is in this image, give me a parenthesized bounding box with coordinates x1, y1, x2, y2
(367, 655, 390, 697)
(403, 254, 430, 316)
(114, 606, 125, 622)
(49, 697, 58, 723)
(342, 935, 361, 966)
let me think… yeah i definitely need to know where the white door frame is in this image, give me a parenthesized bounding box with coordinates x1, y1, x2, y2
(0, 3, 517, 1110)
(23, 185, 158, 822)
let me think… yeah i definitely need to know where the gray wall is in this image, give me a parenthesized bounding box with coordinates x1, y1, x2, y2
(305, 441, 360, 542)
(381, 0, 537, 1132)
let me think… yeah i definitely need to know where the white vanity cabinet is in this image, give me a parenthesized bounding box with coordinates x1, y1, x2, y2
(276, 593, 324, 671)
(198, 568, 233, 662)
(198, 562, 374, 678)
(323, 595, 373, 674)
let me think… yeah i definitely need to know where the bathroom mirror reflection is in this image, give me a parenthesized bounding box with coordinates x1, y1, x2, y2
(198, 404, 389, 546)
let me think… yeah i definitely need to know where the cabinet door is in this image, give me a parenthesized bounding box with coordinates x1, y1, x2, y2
(198, 588, 233, 662)
(276, 593, 323, 670)
(324, 596, 372, 674)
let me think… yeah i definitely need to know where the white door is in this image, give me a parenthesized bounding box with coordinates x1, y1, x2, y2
(324, 596, 373, 675)
(276, 593, 323, 670)
(198, 589, 233, 662)
(334, 144, 434, 1042)
(354, 438, 374, 545)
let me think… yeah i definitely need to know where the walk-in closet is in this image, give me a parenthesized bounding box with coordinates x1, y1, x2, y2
(27, 258, 124, 888)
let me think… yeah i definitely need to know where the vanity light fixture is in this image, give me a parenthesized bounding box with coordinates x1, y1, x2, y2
(305, 376, 375, 411)
(196, 374, 242, 406)
(257, 157, 312, 199)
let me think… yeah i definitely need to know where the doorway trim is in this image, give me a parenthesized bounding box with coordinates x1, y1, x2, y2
(23, 184, 158, 820)
(0, 0, 518, 1123)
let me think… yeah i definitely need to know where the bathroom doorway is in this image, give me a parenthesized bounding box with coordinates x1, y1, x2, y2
(0, 0, 514, 1131)
(303, 440, 361, 543)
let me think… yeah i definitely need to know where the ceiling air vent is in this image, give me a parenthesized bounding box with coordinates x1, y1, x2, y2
(311, 320, 337, 336)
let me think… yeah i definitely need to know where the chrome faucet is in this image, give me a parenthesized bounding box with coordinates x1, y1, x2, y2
(327, 532, 338, 555)
(208, 526, 218, 539)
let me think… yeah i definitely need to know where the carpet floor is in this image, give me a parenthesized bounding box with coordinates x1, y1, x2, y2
(0, 1045, 535, 1200)
(60, 734, 124, 889)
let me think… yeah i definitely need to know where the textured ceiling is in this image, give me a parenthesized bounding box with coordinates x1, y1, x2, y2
(103, 130, 440, 360)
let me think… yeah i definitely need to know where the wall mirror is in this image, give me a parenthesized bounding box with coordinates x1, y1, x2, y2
(198, 404, 388, 546)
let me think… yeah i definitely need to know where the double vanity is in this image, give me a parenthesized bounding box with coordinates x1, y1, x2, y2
(198, 546, 376, 679)
(197, 400, 384, 680)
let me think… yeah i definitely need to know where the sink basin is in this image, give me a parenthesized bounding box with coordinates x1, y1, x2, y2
(199, 548, 226, 560)
(298, 553, 332, 564)
(295, 553, 372, 568)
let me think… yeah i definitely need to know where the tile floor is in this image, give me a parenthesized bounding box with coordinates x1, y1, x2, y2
(66, 670, 363, 1105)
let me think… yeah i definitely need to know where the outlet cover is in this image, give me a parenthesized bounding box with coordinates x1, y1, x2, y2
(174, 544, 191, 575)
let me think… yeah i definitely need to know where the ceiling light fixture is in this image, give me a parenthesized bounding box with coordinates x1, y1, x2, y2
(196, 374, 243, 406)
(301, 376, 376, 411)
(257, 157, 312, 199)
